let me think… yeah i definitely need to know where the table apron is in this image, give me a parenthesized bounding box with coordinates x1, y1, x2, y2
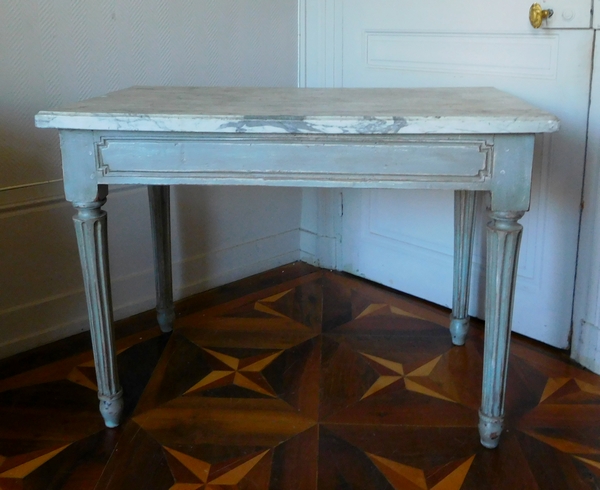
(93, 133, 493, 189)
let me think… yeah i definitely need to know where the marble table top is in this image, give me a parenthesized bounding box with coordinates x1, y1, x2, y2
(35, 86, 559, 135)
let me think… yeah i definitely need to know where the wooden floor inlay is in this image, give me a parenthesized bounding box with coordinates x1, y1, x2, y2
(1, 267, 600, 489)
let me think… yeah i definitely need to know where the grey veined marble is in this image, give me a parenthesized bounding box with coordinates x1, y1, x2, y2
(35, 86, 559, 134)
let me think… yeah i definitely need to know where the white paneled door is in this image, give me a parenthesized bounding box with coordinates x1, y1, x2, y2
(301, 0, 594, 347)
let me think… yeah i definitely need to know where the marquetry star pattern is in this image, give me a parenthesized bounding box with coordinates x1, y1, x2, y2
(183, 348, 283, 397)
(164, 447, 271, 489)
(360, 352, 456, 403)
(0, 445, 72, 480)
(1, 271, 600, 488)
(350, 301, 460, 404)
(367, 453, 476, 490)
(253, 289, 296, 319)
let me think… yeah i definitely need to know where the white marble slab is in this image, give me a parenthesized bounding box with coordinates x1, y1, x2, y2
(35, 86, 559, 134)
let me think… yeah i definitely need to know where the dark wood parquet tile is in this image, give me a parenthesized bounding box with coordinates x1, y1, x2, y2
(96, 422, 174, 490)
(1, 264, 600, 489)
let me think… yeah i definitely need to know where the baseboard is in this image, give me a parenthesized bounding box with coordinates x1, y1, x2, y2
(0, 229, 301, 360)
(300, 249, 320, 267)
(299, 228, 338, 269)
(0, 293, 92, 361)
(172, 229, 301, 301)
(300, 228, 319, 266)
(571, 321, 600, 374)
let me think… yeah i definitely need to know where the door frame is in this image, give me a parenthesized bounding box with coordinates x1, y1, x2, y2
(572, 31, 600, 374)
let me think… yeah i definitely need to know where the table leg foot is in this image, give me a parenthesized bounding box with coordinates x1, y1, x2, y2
(99, 391, 124, 428)
(478, 409, 503, 449)
(450, 318, 469, 346)
(157, 307, 176, 333)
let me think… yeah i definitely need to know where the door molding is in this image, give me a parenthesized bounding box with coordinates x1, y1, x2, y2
(298, 0, 344, 270)
(572, 32, 600, 374)
(298, 0, 343, 88)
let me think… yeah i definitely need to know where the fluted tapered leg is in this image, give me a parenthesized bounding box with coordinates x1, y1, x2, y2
(450, 190, 477, 345)
(148, 185, 174, 332)
(479, 210, 524, 448)
(73, 194, 123, 428)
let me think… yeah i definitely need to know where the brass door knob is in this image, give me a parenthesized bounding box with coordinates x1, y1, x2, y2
(529, 3, 553, 28)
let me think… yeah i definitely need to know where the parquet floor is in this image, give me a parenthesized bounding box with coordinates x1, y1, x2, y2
(1, 263, 600, 489)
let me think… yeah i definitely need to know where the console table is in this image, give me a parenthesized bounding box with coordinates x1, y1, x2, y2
(35, 87, 559, 448)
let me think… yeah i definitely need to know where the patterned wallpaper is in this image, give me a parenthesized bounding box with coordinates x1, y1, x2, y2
(0, 0, 297, 192)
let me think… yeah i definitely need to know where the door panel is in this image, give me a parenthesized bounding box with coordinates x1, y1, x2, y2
(363, 32, 559, 79)
(317, 0, 593, 347)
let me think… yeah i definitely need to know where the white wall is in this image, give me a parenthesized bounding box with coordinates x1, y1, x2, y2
(0, 0, 300, 358)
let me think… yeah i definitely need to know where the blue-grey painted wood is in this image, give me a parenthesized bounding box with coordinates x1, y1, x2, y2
(490, 135, 535, 212)
(72, 187, 123, 428)
(59, 130, 103, 203)
(477, 134, 535, 448)
(479, 210, 524, 448)
(450, 190, 477, 345)
(96, 134, 492, 186)
(148, 185, 175, 333)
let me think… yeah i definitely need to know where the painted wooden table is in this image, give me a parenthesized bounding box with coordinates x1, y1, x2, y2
(35, 87, 559, 449)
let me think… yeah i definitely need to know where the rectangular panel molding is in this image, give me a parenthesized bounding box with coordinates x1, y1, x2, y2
(365, 31, 559, 79)
(96, 134, 493, 186)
